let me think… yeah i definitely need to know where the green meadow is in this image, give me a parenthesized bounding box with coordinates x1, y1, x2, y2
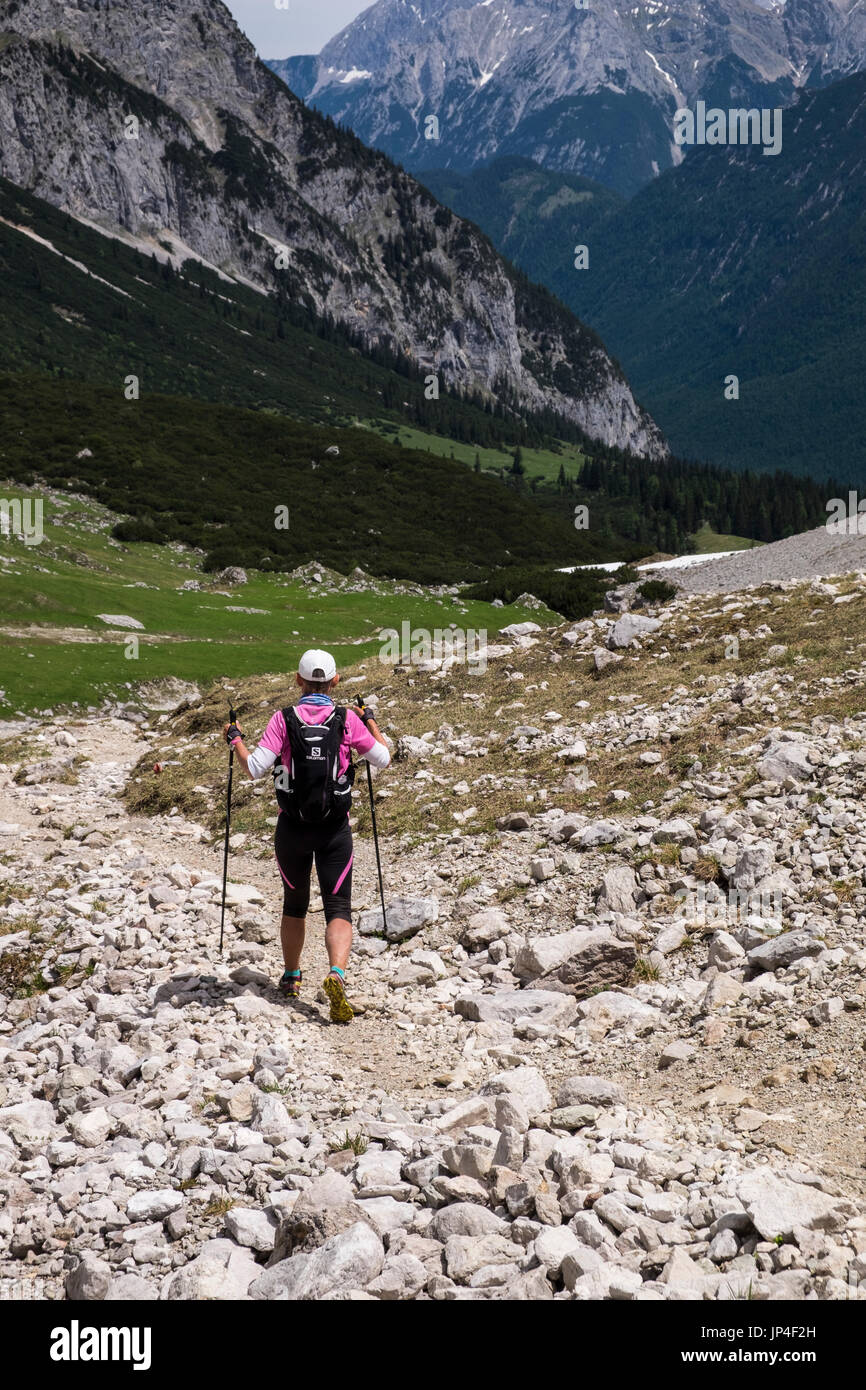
(359, 418, 588, 485)
(0, 490, 546, 713)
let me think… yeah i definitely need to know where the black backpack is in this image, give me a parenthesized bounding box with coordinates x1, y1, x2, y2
(272, 706, 354, 822)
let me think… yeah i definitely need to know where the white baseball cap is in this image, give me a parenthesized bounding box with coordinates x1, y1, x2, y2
(298, 648, 337, 682)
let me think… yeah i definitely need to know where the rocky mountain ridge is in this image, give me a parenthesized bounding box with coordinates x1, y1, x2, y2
(0, 0, 664, 455)
(272, 0, 866, 193)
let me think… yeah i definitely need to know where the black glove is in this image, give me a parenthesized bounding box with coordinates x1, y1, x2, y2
(357, 705, 374, 726)
(226, 722, 242, 746)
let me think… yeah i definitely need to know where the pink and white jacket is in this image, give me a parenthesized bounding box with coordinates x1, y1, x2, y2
(245, 701, 390, 781)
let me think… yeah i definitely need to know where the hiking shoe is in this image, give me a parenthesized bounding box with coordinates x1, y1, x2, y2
(323, 972, 354, 1024)
(279, 969, 302, 999)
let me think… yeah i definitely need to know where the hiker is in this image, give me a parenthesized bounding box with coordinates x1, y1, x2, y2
(223, 650, 390, 1023)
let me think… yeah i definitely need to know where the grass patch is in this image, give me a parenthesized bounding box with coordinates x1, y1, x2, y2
(689, 523, 762, 554)
(0, 881, 35, 907)
(0, 944, 50, 998)
(496, 883, 528, 903)
(806, 877, 862, 904)
(329, 1131, 368, 1156)
(830, 878, 860, 903)
(637, 843, 682, 868)
(693, 854, 723, 883)
(359, 417, 589, 487)
(0, 912, 39, 939)
(0, 733, 39, 762)
(632, 956, 661, 983)
(203, 1197, 236, 1218)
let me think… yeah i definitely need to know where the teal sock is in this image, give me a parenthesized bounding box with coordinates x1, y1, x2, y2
(282, 968, 301, 978)
(328, 966, 345, 980)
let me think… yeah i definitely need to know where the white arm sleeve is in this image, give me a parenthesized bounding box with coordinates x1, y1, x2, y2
(361, 739, 391, 769)
(246, 744, 278, 780)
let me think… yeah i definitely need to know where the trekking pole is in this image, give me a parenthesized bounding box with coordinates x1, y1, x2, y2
(366, 760, 388, 936)
(358, 695, 388, 935)
(219, 701, 237, 954)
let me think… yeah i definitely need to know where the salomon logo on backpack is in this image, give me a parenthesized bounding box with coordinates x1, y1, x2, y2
(273, 707, 354, 821)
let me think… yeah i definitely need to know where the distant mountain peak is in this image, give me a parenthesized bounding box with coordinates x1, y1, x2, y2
(269, 0, 866, 193)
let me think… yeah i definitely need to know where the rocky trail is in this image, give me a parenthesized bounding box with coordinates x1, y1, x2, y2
(3, 575, 866, 1301)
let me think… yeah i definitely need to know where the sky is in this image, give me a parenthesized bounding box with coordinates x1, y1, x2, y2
(225, 1, 372, 58)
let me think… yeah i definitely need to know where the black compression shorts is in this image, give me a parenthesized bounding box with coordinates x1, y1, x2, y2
(274, 810, 354, 922)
